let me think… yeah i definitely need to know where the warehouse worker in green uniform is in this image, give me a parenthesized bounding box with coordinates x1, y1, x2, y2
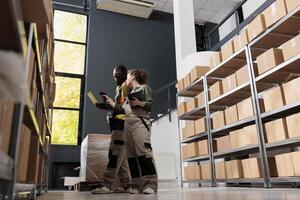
(105, 69, 158, 195)
(92, 65, 131, 194)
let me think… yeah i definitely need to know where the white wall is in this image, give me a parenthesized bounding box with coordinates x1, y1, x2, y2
(219, 14, 237, 40)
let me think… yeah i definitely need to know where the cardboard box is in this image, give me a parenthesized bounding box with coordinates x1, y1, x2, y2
(236, 65, 249, 86)
(186, 98, 198, 113)
(184, 73, 191, 88)
(177, 102, 187, 117)
(182, 122, 195, 140)
(256, 48, 284, 75)
(263, 86, 285, 112)
(221, 40, 235, 60)
(242, 124, 258, 146)
(263, 0, 287, 28)
(211, 111, 226, 129)
(292, 151, 300, 176)
(16, 125, 31, 182)
(197, 92, 205, 107)
(265, 118, 288, 143)
(283, 77, 300, 105)
(184, 165, 201, 180)
(216, 135, 231, 152)
(195, 117, 207, 134)
(182, 143, 198, 159)
(233, 30, 249, 52)
(0, 100, 15, 154)
(281, 34, 300, 61)
(275, 153, 293, 177)
(242, 158, 262, 178)
(285, 0, 300, 13)
(27, 135, 40, 183)
(177, 79, 185, 92)
(21, 0, 53, 24)
(190, 66, 210, 83)
(210, 52, 222, 69)
(286, 113, 300, 139)
(222, 73, 237, 94)
(209, 81, 223, 100)
(229, 129, 242, 149)
(237, 97, 254, 120)
(225, 105, 239, 125)
(248, 14, 267, 42)
(198, 140, 208, 156)
(215, 161, 226, 179)
(201, 163, 211, 180)
(225, 160, 244, 179)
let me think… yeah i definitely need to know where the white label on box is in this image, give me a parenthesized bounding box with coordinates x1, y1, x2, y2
(271, 4, 276, 16)
(291, 39, 297, 47)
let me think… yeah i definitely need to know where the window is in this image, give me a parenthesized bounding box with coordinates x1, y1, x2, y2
(52, 10, 88, 145)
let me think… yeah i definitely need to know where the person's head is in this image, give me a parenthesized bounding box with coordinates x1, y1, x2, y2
(126, 69, 148, 88)
(113, 65, 127, 86)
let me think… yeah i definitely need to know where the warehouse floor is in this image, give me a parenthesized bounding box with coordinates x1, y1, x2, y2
(38, 187, 300, 200)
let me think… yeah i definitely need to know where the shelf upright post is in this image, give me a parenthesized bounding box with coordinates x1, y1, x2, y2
(245, 45, 271, 188)
(203, 75, 216, 187)
(176, 95, 184, 187)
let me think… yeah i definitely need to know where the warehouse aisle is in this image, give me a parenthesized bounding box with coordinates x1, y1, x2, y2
(38, 187, 300, 200)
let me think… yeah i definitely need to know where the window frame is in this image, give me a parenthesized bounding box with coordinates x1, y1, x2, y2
(52, 9, 88, 145)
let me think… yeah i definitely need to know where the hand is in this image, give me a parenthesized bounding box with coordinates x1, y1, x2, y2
(129, 97, 145, 107)
(103, 95, 115, 107)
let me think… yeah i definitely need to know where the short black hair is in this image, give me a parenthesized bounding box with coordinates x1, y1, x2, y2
(114, 65, 127, 76)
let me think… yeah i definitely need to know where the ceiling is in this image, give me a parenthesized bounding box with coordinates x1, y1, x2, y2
(148, 0, 243, 24)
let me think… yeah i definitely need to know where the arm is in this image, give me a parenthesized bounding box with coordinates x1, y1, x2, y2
(129, 85, 155, 112)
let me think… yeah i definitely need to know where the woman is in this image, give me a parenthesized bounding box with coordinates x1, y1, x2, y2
(105, 69, 157, 194)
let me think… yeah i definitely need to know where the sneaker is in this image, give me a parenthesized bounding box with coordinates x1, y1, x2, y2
(113, 186, 130, 193)
(129, 188, 140, 194)
(91, 186, 112, 194)
(143, 187, 155, 194)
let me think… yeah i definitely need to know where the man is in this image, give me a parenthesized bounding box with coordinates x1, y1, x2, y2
(92, 65, 131, 194)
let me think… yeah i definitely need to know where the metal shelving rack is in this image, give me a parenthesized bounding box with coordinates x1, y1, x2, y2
(178, 5, 300, 188)
(0, 0, 54, 198)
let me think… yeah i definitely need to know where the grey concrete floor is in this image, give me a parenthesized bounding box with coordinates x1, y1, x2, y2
(38, 187, 300, 200)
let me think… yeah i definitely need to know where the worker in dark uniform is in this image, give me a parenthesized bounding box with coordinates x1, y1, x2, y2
(105, 69, 157, 195)
(92, 65, 131, 194)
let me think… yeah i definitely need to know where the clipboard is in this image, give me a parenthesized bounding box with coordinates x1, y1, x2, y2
(87, 91, 99, 105)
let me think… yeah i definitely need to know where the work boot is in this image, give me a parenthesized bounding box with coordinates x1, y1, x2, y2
(91, 186, 112, 194)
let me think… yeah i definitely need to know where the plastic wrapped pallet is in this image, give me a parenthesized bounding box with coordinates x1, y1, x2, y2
(80, 134, 111, 182)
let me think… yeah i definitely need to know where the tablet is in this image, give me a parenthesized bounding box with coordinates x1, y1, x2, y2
(87, 91, 99, 105)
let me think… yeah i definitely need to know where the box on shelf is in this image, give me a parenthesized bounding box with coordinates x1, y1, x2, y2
(248, 14, 267, 42)
(275, 151, 300, 177)
(182, 122, 195, 140)
(27, 135, 40, 183)
(177, 102, 187, 117)
(186, 98, 198, 113)
(263, 86, 286, 112)
(190, 66, 210, 83)
(281, 34, 300, 61)
(209, 81, 223, 100)
(236, 65, 249, 86)
(216, 135, 231, 152)
(286, 113, 300, 139)
(237, 97, 254, 120)
(221, 40, 235, 60)
(184, 73, 191, 88)
(285, 0, 300, 13)
(225, 160, 244, 179)
(210, 52, 222, 69)
(229, 129, 242, 149)
(265, 118, 288, 143)
(21, 0, 53, 24)
(197, 91, 205, 107)
(182, 143, 199, 159)
(222, 73, 237, 94)
(233, 29, 249, 52)
(242, 158, 262, 178)
(0, 100, 15, 154)
(177, 79, 185, 93)
(80, 134, 111, 182)
(262, 0, 287, 28)
(256, 48, 284, 75)
(283, 77, 300, 105)
(211, 111, 226, 129)
(184, 165, 201, 180)
(16, 125, 31, 182)
(225, 104, 239, 125)
(201, 163, 211, 180)
(242, 124, 258, 146)
(215, 161, 226, 179)
(195, 117, 207, 134)
(198, 140, 208, 156)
